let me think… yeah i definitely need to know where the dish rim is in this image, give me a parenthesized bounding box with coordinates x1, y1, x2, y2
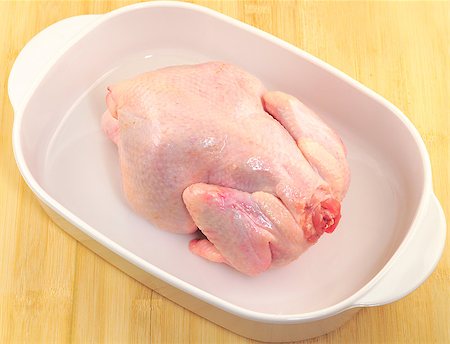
(10, 1, 433, 323)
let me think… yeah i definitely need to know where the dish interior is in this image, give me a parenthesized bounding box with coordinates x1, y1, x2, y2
(18, 6, 424, 314)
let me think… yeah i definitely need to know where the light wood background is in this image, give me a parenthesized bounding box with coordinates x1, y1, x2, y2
(0, 1, 448, 343)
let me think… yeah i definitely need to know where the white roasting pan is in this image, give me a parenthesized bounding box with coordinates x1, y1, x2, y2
(8, 2, 446, 342)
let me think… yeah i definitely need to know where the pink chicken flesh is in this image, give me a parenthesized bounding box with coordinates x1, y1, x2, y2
(102, 62, 350, 276)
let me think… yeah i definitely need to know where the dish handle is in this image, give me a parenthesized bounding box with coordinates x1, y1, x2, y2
(353, 193, 446, 307)
(8, 14, 100, 112)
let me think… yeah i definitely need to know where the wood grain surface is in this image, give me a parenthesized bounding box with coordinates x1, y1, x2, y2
(0, 1, 448, 343)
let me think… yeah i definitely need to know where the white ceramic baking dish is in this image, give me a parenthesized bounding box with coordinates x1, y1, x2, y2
(8, 2, 446, 342)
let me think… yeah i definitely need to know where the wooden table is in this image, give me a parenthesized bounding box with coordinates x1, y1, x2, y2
(0, 1, 448, 343)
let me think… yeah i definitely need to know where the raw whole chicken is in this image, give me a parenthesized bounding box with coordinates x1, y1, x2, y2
(102, 62, 350, 276)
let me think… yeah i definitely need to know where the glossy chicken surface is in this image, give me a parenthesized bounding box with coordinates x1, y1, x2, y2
(102, 62, 350, 276)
